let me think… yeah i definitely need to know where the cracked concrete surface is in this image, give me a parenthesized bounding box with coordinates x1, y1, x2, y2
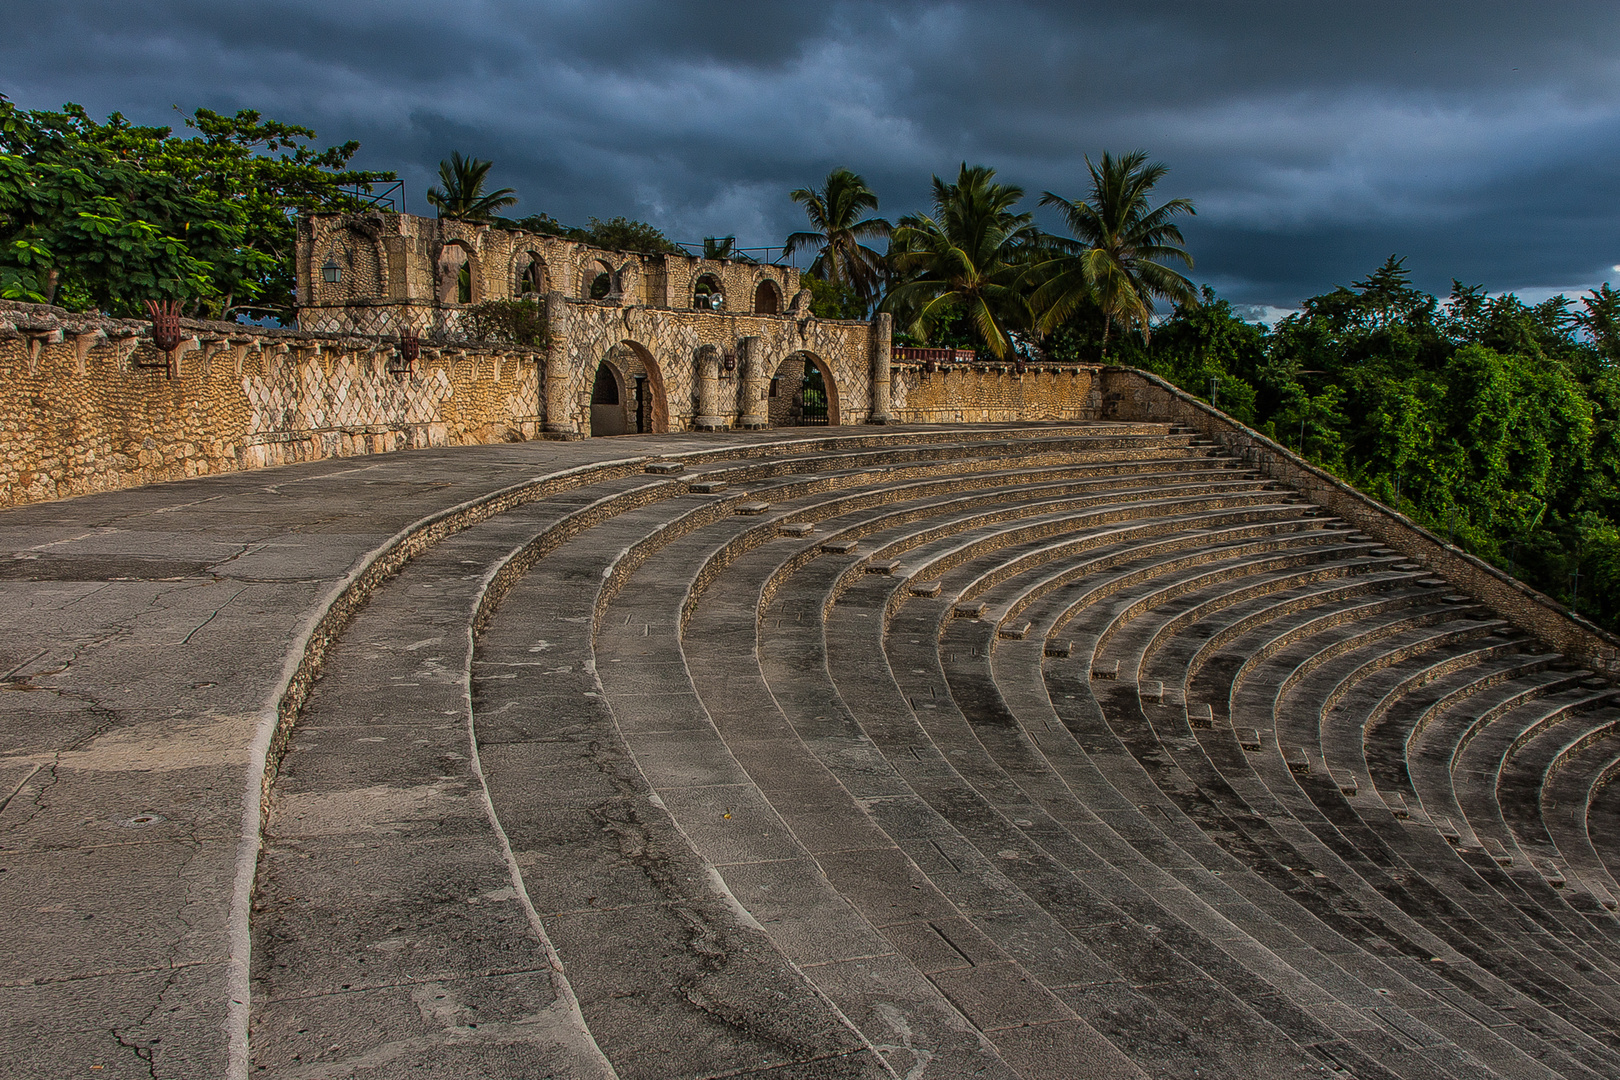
(0, 428, 961, 1079)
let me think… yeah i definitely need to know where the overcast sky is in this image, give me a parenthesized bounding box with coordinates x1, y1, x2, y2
(6, 1, 1620, 313)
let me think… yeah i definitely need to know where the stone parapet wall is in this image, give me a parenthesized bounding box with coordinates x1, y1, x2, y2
(1100, 365, 1620, 673)
(890, 361, 1103, 424)
(0, 301, 541, 507)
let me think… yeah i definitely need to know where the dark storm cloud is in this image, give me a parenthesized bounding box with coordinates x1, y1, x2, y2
(5, 1, 1620, 308)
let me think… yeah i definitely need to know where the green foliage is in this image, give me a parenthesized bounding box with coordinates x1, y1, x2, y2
(576, 216, 683, 254)
(462, 297, 547, 347)
(426, 152, 517, 222)
(1031, 150, 1197, 355)
(0, 96, 392, 318)
(785, 168, 890, 302)
(882, 164, 1039, 359)
(1126, 262, 1620, 631)
(801, 273, 866, 320)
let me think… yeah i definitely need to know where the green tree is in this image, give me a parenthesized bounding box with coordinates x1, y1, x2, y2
(784, 168, 891, 302)
(578, 216, 683, 254)
(882, 164, 1038, 359)
(800, 274, 865, 320)
(1031, 150, 1197, 356)
(0, 97, 392, 318)
(425, 152, 517, 222)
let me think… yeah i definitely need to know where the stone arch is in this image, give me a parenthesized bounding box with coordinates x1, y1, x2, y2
(316, 227, 385, 304)
(753, 279, 781, 316)
(437, 241, 478, 305)
(512, 250, 548, 298)
(768, 351, 839, 427)
(584, 259, 616, 301)
(584, 341, 669, 436)
(694, 273, 724, 311)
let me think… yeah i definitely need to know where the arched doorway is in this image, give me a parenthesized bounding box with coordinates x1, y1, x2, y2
(767, 352, 839, 427)
(753, 280, 781, 315)
(589, 361, 627, 436)
(586, 342, 669, 436)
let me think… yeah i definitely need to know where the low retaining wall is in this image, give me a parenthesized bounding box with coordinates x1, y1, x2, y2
(0, 301, 542, 507)
(1101, 365, 1620, 674)
(889, 360, 1103, 424)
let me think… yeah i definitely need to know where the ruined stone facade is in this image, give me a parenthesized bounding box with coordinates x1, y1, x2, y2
(0, 213, 1121, 506)
(296, 212, 885, 437)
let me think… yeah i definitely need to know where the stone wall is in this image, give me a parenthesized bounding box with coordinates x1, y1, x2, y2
(0, 301, 541, 507)
(296, 213, 799, 339)
(890, 360, 1103, 424)
(546, 297, 876, 435)
(1099, 365, 1620, 674)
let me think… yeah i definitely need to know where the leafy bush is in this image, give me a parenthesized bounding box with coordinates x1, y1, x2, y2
(463, 298, 548, 347)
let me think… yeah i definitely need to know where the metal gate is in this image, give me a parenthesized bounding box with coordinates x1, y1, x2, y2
(799, 370, 829, 425)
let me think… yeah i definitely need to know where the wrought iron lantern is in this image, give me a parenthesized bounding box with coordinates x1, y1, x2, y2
(145, 299, 184, 352)
(390, 329, 420, 379)
(322, 256, 342, 284)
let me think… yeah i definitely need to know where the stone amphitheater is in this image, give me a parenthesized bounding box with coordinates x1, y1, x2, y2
(8, 409, 1620, 1079)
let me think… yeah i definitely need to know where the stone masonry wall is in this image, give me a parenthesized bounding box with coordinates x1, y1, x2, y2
(550, 299, 876, 434)
(0, 301, 541, 507)
(890, 361, 1103, 424)
(1099, 365, 1620, 675)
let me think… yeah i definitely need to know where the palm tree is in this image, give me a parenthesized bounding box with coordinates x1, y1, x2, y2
(425, 152, 518, 222)
(702, 236, 736, 260)
(784, 168, 890, 300)
(1031, 150, 1197, 356)
(881, 163, 1039, 359)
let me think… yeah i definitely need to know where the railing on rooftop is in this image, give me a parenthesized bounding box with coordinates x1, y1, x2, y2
(337, 181, 404, 212)
(894, 346, 977, 364)
(674, 241, 798, 267)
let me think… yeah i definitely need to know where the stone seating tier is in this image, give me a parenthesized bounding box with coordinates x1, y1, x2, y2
(4, 422, 1620, 1079)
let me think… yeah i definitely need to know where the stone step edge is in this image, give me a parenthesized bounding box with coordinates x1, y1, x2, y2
(241, 453, 655, 1073)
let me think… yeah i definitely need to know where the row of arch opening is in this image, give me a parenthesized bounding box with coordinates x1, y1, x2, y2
(422, 245, 784, 313)
(587, 344, 836, 437)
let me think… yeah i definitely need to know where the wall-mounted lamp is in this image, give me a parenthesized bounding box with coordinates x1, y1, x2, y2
(722, 350, 737, 373)
(322, 257, 342, 284)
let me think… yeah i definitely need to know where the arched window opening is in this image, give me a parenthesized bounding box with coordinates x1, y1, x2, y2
(694, 274, 724, 311)
(753, 280, 780, 315)
(438, 242, 475, 305)
(586, 259, 616, 301)
(519, 256, 545, 297)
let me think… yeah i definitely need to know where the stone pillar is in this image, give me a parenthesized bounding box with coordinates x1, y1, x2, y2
(869, 312, 893, 424)
(543, 291, 579, 438)
(694, 345, 726, 430)
(738, 336, 769, 429)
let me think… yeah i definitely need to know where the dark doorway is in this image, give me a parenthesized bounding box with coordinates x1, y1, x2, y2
(590, 363, 627, 436)
(799, 365, 829, 425)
